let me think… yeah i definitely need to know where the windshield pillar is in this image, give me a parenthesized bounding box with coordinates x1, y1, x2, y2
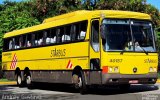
(129, 19, 135, 51)
(150, 25, 156, 51)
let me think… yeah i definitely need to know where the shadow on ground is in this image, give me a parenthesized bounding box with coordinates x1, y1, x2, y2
(15, 82, 159, 95)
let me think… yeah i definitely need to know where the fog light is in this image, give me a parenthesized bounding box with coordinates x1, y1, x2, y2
(149, 67, 153, 72)
(153, 67, 157, 72)
(114, 67, 119, 72)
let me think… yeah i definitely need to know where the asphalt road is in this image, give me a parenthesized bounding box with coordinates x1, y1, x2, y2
(0, 83, 160, 100)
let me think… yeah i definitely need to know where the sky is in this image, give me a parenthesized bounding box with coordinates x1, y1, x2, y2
(0, 0, 23, 4)
(0, 0, 160, 10)
(147, 0, 160, 10)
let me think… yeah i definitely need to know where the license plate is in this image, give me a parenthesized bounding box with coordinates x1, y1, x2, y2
(129, 80, 138, 84)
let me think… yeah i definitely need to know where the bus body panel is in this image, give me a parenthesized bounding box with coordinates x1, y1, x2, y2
(101, 51, 158, 85)
(102, 72, 157, 85)
(2, 41, 89, 71)
(101, 52, 158, 74)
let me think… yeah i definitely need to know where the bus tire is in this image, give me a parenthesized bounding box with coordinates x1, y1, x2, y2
(16, 74, 22, 87)
(79, 71, 87, 94)
(72, 70, 87, 94)
(26, 75, 33, 89)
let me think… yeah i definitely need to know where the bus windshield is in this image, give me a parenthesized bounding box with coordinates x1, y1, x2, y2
(101, 19, 156, 52)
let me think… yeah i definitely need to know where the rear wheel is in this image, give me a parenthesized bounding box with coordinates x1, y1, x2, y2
(16, 74, 22, 87)
(26, 74, 33, 89)
(26, 76, 31, 85)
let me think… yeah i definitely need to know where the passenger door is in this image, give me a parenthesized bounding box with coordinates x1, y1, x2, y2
(89, 19, 101, 84)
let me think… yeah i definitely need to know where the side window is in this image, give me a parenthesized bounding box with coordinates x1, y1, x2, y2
(32, 33, 36, 46)
(62, 25, 71, 42)
(4, 38, 12, 50)
(44, 30, 50, 45)
(22, 35, 27, 47)
(91, 20, 99, 52)
(26, 34, 32, 47)
(71, 20, 88, 41)
(57, 27, 64, 43)
(8, 39, 12, 50)
(23, 35, 27, 48)
(79, 21, 87, 40)
(37, 31, 44, 46)
(19, 35, 23, 48)
(75, 23, 80, 40)
(71, 24, 76, 41)
(12, 38, 15, 49)
(50, 28, 56, 44)
(15, 36, 20, 49)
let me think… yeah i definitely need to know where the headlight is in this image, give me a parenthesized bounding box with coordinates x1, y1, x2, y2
(109, 67, 113, 72)
(108, 66, 119, 73)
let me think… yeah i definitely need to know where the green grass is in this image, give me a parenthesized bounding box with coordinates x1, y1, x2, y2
(0, 78, 10, 82)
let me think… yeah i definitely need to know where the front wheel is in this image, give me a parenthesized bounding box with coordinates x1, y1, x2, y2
(26, 75, 33, 89)
(72, 70, 87, 94)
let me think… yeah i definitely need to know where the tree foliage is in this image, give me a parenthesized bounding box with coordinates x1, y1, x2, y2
(0, 0, 40, 66)
(94, 0, 160, 26)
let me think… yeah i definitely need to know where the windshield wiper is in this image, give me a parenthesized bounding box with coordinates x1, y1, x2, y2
(120, 49, 126, 55)
(136, 46, 148, 55)
(120, 46, 148, 55)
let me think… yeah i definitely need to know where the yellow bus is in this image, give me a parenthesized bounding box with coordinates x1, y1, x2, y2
(2, 10, 158, 94)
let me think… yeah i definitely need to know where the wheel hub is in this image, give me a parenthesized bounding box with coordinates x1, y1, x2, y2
(17, 76, 21, 84)
(26, 76, 31, 85)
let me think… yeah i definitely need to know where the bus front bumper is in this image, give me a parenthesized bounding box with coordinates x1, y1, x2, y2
(102, 73, 158, 85)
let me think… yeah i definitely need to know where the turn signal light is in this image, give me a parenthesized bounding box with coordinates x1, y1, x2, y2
(102, 66, 108, 74)
(102, 66, 119, 73)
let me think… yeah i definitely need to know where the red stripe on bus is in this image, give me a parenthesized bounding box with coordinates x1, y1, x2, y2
(66, 60, 71, 69)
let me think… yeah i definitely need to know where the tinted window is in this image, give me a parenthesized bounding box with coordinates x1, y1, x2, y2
(3, 20, 88, 51)
(91, 20, 99, 52)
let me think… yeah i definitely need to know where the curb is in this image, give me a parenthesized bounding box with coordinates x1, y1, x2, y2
(0, 81, 16, 85)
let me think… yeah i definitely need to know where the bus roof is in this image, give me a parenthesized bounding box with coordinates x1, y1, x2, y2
(4, 10, 151, 38)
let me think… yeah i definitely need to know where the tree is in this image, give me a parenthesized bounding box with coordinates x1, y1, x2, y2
(0, 1, 40, 67)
